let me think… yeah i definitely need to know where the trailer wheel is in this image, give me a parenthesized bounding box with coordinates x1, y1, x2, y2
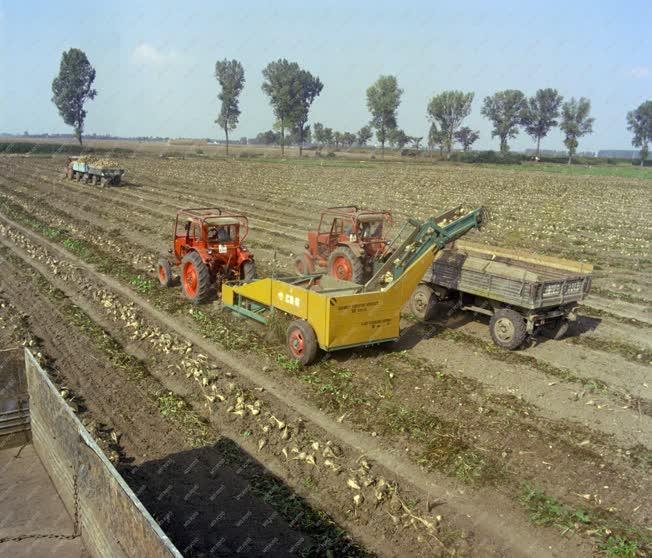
(328, 246, 364, 283)
(94, 175, 101, 186)
(113, 175, 122, 186)
(411, 283, 438, 321)
(76, 172, 83, 181)
(100, 177, 109, 188)
(157, 258, 175, 287)
(240, 259, 256, 281)
(294, 253, 314, 275)
(541, 318, 570, 340)
(489, 308, 527, 350)
(286, 320, 318, 365)
(181, 251, 211, 303)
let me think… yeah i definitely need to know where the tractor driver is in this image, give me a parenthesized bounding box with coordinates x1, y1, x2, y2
(209, 226, 231, 242)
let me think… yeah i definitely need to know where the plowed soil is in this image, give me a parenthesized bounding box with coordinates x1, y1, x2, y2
(0, 154, 649, 557)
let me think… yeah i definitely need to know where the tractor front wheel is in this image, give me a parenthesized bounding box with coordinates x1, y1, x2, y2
(489, 308, 527, 350)
(181, 251, 211, 303)
(157, 258, 174, 287)
(327, 246, 365, 283)
(286, 320, 318, 365)
(241, 259, 256, 281)
(294, 253, 314, 275)
(411, 283, 438, 321)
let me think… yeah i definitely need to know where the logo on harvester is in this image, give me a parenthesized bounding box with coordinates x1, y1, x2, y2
(277, 291, 301, 308)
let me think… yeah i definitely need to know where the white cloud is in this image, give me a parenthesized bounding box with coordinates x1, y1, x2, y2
(130, 43, 178, 66)
(630, 66, 650, 79)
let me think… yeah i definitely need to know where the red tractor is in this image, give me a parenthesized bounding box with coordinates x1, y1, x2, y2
(295, 206, 392, 283)
(158, 208, 256, 303)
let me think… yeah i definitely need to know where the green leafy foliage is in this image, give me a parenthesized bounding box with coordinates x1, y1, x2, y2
(626, 100, 652, 166)
(366, 75, 403, 157)
(51, 48, 97, 145)
(560, 97, 594, 163)
(481, 89, 526, 153)
(214, 59, 245, 154)
(520, 88, 563, 156)
(427, 90, 474, 155)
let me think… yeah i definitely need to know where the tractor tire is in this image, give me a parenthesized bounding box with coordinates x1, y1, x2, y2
(327, 246, 365, 283)
(411, 283, 438, 321)
(113, 175, 122, 186)
(181, 251, 211, 303)
(286, 319, 319, 365)
(157, 258, 174, 287)
(541, 318, 570, 340)
(241, 259, 256, 281)
(489, 308, 527, 350)
(294, 253, 314, 275)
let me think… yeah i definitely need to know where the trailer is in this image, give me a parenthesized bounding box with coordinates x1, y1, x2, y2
(222, 206, 485, 364)
(65, 157, 125, 187)
(411, 240, 593, 349)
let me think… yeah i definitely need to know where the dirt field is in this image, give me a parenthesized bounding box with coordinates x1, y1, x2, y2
(0, 154, 650, 557)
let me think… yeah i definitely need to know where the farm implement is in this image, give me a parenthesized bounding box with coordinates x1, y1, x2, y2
(158, 208, 256, 303)
(223, 206, 485, 364)
(65, 156, 125, 187)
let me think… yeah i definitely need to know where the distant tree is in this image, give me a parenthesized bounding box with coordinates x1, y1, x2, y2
(240, 136, 247, 145)
(560, 97, 594, 164)
(289, 69, 323, 155)
(323, 127, 333, 148)
(520, 88, 563, 157)
(333, 131, 342, 150)
(366, 75, 403, 158)
(410, 136, 423, 150)
(289, 125, 312, 146)
(313, 122, 325, 146)
(428, 123, 446, 157)
(388, 128, 409, 149)
(51, 48, 97, 145)
(480, 89, 526, 153)
(255, 130, 279, 145)
(626, 100, 652, 166)
(214, 59, 245, 155)
(261, 59, 303, 155)
(357, 125, 373, 146)
(341, 132, 356, 148)
(426, 91, 474, 157)
(454, 127, 480, 151)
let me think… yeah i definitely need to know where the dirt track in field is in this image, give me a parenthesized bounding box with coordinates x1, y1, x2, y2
(0, 155, 650, 556)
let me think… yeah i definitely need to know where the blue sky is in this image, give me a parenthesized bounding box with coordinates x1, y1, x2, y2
(1, 0, 650, 151)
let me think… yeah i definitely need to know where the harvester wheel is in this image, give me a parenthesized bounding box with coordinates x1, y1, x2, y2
(286, 320, 318, 365)
(157, 258, 174, 287)
(181, 251, 211, 303)
(294, 253, 314, 275)
(489, 308, 527, 350)
(411, 283, 438, 321)
(327, 246, 364, 283)
(240, 260, 256, 281)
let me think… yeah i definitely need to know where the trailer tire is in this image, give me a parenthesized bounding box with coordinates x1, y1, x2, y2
(113, 175, 122, 186)
(240, 259, 256, 281)
(157, 258, 175, 287)
(286, 320, 318, 365)
(181, 251, 211, 303)
(542, 318, 570, 340)
(328, 246, 364, 283)
(294, 253, 314, 275)
(411, 283, 438, 321)
(100, 177, 109, 188)
(489, 308, 527, 350)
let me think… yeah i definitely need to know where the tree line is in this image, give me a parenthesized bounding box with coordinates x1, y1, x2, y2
(50, 48, 652, 165)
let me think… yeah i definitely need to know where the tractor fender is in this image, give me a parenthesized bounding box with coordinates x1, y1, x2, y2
(338, 242, 363, 258)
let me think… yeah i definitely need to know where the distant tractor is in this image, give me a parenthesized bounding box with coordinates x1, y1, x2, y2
(64, 156, 124, 187)
(158, 208, 256, 303)
(295, 206, 392, 283)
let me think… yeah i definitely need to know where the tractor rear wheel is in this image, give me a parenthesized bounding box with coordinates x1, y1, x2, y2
(327, 246, 364, 283)
(181, 251, 211, 303)
(157, 258, 174, 287)
(411, 283, 438, 321)
(489, 308, 527, 350)
(241, 259, 256, 281)
(286, 320, 318, 365)
(294, 253, 314, 275)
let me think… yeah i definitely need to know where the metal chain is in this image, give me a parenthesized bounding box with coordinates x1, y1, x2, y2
(0, 473, 81, 544)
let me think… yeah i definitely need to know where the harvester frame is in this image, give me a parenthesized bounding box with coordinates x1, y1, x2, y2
(158, 208, 256, 303)
(295, 206, 393, 283)
(224, 206, 485, 364)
